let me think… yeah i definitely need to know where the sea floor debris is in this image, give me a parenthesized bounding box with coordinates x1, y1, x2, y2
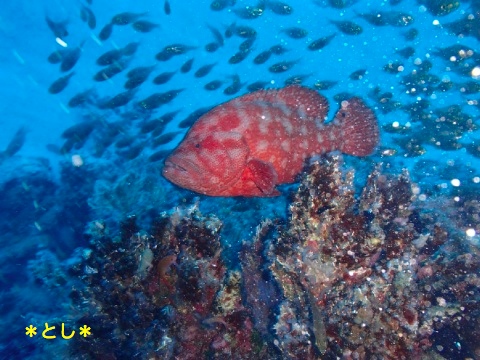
(62, 155, 480, 359)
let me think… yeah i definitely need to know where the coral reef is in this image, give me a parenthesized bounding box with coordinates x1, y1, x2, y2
(69, 204, 270, 359)
(67, 155, 480, 359)
(87, 159, 172, 228)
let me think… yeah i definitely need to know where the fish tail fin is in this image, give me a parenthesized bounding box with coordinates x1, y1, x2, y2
(334, 97, 379, 156)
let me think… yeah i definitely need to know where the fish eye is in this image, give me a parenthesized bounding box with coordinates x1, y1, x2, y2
(341, 112, 346, 118)
(195, 143, 200, 148)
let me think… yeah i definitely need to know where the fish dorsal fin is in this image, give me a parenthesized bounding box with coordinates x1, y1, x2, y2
(333, 97, 379, 156)
(233, 85, 329, 122)
(246, 158, 280, 195)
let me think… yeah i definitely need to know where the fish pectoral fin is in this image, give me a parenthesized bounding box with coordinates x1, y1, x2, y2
(246, 159, 279, 195)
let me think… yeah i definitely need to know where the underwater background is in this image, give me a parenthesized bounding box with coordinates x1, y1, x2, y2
(1, 0, 480, 358)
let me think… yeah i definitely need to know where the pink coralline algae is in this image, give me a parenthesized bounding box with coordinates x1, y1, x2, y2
(69, 155, 480, 359)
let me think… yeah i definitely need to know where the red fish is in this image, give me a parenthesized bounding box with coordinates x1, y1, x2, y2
(163, 85, 379, 197)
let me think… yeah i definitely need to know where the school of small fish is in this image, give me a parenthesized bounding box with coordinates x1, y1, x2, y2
(40, 0, 480, 195)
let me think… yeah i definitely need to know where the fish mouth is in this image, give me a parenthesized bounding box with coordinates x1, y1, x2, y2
(163, 156, 201, 176)
(164, 160, 187, 172)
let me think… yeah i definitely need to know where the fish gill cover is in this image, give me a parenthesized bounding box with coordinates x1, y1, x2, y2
(0, 0, 479, 359)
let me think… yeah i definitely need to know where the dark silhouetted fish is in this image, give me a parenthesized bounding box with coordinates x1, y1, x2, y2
(96, 48, 124, 66)
(138, 89, 184, 110)
(2, 127, 27, 158)
(139, 118, 166, 134)
(421, 0, 459, 16)
(164, 43, 196, 54)
(401, 99, 429, 123)
(253, 50, 272, 64)
(204, 80, 223, 91)
(358, 11, 413, 27)
(205, 42, 220, 52)
(178, 106, 214, 128)
(466, 141, 480, 159)
(233, 3, 265, 19)
(355, 11, 388, 26)
(47, 49, 68, 64)
(320, 0, 358, 8)
(45, 16, 68, 38)
(368, 87, 402, 114)
(239, 37, 256, 52)
(122, 42, 140, 56)
(436, 80, 454, 92)
(350, 69, 367, 80)
(270, 44, 288, 55)
(125, 68, 154, 89)
(330, 20, 363, 35)
(457, 81, 480, 95)
(68, 89, 95, 107)
(402, 28, 418, 41)
(164, 0, 171, 14)
(195, 63, 216, 78)
(383, 61, 404, 74)
(224, 22, 236, 38)
(99, 22, 113, 40)
(127, 65, 156, 80)
(385, 11, 414, 26)
(148, 111, 181, 137)
(207, 25, 224, 46)
(229, 50, 251, 64)
(149, 149, 171, 162)
(234, 25, 257, 38)
(98, 89, 137, 109)
(210, 0, 236, 11)
(132, 20, 159, 32)
(180, 58, 194, 73)
(115, 135, 136, 148)
(111, 12, 146, 25)
(268, 59, 298, 73)
(284, 74, 312, 86)
(60, 41, 84, 72)
(449, 63, 476, 77)
(396, 46, 415, 58)
(93, 59, 129, 81)
(445, 16, 479, 40)
(266, 1, 293, 15)
(156, 44, 195, 60)
(247, 81, 269, 92)
(79, 6, 89, 23)
(62, 121, 96, 143)
(80, 5, 96, 29)
(151, 131, 182, 148)
(223, 74, 244, 95)
(118, 141, 145, 160)
(432, 44, 474, 61)
(153, 71, 176, 85)
(308, 33, 336, 51)
(313, 80, 338, 90)
(156, 110, 181, 126)
(48, 72, 75, 94)
(281, 27, 308, 39)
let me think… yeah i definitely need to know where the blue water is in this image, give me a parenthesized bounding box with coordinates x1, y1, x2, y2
(0, 0, 479, 358)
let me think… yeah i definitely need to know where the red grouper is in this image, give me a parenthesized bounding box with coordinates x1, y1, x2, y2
(162, 85, 379, 197)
